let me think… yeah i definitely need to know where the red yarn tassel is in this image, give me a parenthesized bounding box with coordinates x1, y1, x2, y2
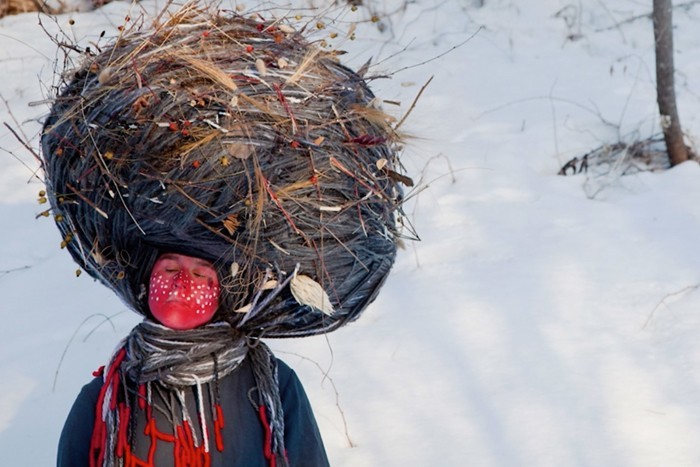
(138, 383, 147, 410)
(257, 405, 276, 467)
(213, 404, 225, 452)
(89, 352, 219, 467)
(93, 365, 105, 377)
(90, 347, 126, 467)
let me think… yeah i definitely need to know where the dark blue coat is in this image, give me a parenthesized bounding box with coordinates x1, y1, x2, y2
(57, 357, 330, 466)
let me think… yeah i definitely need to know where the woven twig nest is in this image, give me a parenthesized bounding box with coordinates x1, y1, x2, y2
(41, 6, 407, 337)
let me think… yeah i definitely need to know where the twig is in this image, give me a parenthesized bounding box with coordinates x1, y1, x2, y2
(642, 283, 700, 329)
(473, 95, 619, 130)
(53, 312, 122, 391)
(2, 121, 41, 163)
(421, 153, 456, 184)
(385, 26, 482, 77)
(394, 75, 433, 131)
(275, 345, 355, 448)
(238, 265, 298, 326)
(0, 32, 52, 60)
(595, 1, 700, 32)
(329, 156, 383, 198)
(0, 144, 43, 185)
(549, 80, 560, 159)
(274, 83, 298, 134)
(0, 265, 31, 280)
(66, 183, 109, 219)
(1, 92, 44, 186)
(2, 90, 44, 160)
(262, 175, 302, 235)
(594, 0, 627, 43)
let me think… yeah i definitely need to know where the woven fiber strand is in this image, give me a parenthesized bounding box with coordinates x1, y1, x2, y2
(41, 5, 405, 337)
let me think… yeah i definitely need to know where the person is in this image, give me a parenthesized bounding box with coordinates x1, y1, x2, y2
(41, 7, 406, 467)
(57, 253, 330, 467)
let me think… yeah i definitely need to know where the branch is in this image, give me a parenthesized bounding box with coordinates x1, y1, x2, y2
(0, 265, 31, 280)
(595, 1, 700, 32)
(394, 75, 433, 131)
(643, 283, 700, 329)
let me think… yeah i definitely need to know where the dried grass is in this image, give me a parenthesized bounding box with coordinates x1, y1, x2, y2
(0, 0, 53, 17)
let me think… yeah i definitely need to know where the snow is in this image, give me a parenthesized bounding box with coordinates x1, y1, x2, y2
(3, 0, 700, 465)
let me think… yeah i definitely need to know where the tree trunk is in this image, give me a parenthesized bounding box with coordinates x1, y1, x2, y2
(653, 0, 689, 166)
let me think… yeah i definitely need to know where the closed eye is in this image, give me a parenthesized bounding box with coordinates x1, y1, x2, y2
(192, 270, 215, 279)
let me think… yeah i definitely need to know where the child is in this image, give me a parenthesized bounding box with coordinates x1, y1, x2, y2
(57, 252, 328, 466)
(41, 5, 406, 466)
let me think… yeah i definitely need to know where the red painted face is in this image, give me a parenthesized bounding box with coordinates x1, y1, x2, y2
(148, 253, 220, 330)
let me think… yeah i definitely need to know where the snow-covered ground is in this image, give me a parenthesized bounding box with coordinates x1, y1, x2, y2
(3, 0, 700, 465)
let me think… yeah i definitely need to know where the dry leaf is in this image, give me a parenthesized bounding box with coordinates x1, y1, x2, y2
(279, 24, 295, 34)
(255, 58, 267, 77)
(290, 274, 334, 315)
(98, 67, 112, 85)
(313, 136, 325, 146)
(225, 141, 252, 160)
(230, 262, 240, 279)
(386, 169, 414, 187)
(376, 158, 388, 170)
(234, 303, 252, 313)
(277, 57, 289, 69)
(222, 214, 240, 235)
(262, 280, 278, 290)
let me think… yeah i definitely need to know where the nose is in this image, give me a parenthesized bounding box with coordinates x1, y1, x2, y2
(172, 270, 193, 289)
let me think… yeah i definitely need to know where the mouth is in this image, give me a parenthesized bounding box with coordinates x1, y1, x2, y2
(165, 294, 188, 303)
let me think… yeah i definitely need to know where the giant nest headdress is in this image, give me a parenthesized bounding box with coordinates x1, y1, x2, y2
(41, 6, 408, 338)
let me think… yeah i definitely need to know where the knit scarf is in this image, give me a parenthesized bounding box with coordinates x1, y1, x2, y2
(90, 320, 288, 467)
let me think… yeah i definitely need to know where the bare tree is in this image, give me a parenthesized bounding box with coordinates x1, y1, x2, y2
(653, 0, 690, 165)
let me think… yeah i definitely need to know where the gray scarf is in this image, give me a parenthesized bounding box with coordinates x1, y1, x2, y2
(94, 320, 287, 467)
(122, 320, 247, 386)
